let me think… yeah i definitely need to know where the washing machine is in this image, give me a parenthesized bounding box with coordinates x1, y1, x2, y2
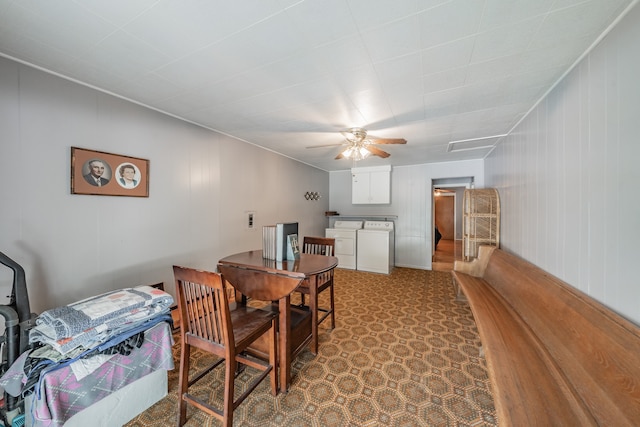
(325, 220, 363, 270)
(357, 221, 395, 274)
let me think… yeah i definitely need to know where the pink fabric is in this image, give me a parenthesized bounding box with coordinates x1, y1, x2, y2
(31, 321, 174, 426)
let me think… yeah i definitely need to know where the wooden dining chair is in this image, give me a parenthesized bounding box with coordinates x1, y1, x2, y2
(297, 236, 336, 354)
(173, 265, 278, 427)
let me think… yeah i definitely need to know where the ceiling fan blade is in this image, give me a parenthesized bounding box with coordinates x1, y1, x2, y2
(335, 152, 345, 160)
(368, 138, 406, 144)
(367, 146, 391, 158)
(306, 143, 346, 149)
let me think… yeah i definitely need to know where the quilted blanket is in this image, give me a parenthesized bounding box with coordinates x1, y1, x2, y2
(30, 285, 173, 355)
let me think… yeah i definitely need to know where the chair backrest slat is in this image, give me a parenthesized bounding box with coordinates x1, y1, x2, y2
(302, 236, 335, 257)
(174, 266, 230, 346)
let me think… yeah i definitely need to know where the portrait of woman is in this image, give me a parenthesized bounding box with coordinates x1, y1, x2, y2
(116, 163, 140, 189)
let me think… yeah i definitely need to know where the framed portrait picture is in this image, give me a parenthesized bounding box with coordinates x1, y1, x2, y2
(71, 147, 149, 197)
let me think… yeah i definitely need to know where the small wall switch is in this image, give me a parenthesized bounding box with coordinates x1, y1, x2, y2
(246, 211, 255, 229)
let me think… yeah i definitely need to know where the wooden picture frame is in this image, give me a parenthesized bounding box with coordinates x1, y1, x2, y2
(71, 147, 149, 197)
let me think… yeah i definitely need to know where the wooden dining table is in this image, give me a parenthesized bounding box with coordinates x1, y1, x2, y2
(218, 249, 338, 392)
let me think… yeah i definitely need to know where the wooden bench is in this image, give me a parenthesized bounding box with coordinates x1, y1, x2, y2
(452, 246, 640, 426)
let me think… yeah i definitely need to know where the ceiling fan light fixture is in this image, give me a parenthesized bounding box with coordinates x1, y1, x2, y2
(342, 145, 370, 161)
(357, 146, 371, 160)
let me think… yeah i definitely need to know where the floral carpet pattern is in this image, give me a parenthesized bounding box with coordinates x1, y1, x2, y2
(125, 268, 497, 426)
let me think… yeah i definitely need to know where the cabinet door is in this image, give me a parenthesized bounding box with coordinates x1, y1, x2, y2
(352, 172, 371, 204)
(352, 171, 390, 204)
(369, 171, 390, 203)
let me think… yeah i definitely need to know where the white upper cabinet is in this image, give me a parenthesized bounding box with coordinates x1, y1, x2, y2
(351, 165, 391, 204)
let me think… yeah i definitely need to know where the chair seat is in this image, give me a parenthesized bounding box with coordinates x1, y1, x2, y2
(229, 307, 278, 350)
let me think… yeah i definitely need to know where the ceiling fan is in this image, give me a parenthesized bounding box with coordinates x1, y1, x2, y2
(306, 127, 407, 161)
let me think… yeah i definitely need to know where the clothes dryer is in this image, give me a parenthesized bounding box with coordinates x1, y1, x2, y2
(325, 220, 363, 270)
(357, 221, 395, 274)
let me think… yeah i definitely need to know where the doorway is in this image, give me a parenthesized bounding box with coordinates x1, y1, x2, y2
(432, 189, 462, 271)
(431, 178, 473, 271)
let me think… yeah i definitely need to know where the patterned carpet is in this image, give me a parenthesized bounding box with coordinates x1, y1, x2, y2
(124, 268, 497, 426)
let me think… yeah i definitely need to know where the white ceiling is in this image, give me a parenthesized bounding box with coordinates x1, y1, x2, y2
(1, 0, 636, 171)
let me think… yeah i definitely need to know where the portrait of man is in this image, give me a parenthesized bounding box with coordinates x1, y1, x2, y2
(83, 159, 110, 186)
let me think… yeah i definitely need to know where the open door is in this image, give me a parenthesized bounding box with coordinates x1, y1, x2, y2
(431, 177, 474, 268)
(434, 193, 454, 240)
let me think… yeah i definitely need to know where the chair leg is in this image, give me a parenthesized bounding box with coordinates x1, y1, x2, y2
(269, 318, 278, 395)
(329, 283, 335, 329)
(177, 341, 191, 427)
(223, 358, 236, 427)
(310, 285, 318, 355)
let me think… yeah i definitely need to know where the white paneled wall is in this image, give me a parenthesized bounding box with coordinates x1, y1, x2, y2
(329, 160, 484, 269)
(485, 3, 640, 324)
(0, 56, 329, 313)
